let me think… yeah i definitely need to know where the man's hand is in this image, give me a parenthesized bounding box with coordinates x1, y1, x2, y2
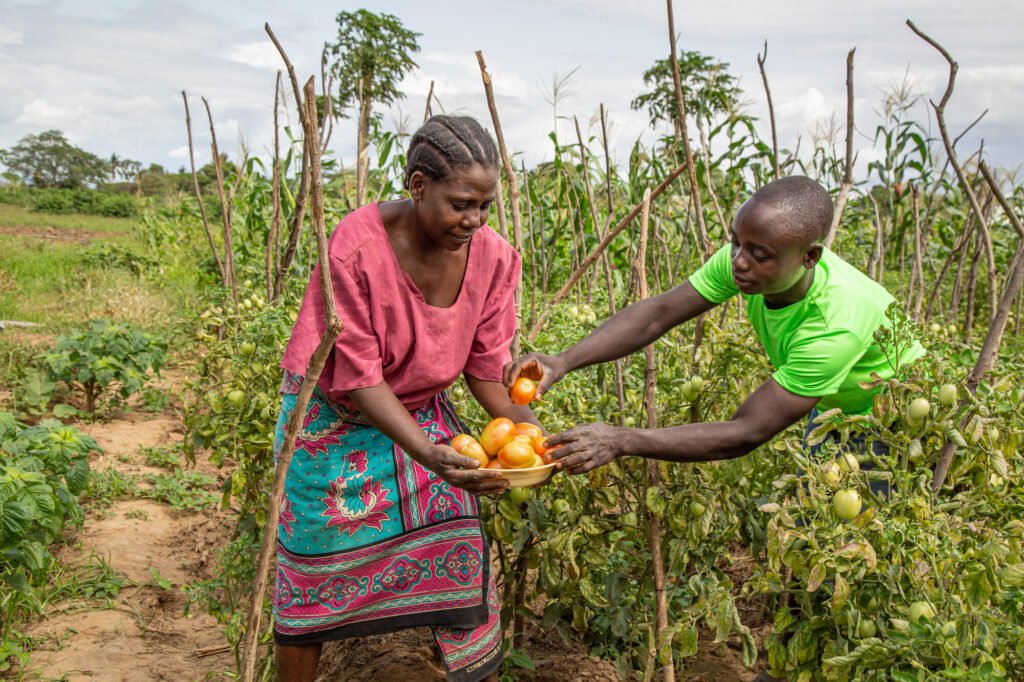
(420, 443, 508, 496)
(502, 353, 567, 399)
(544, 422, 627, 475)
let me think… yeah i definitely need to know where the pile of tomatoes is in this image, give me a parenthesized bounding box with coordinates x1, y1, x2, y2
(450, 417, 556, 470)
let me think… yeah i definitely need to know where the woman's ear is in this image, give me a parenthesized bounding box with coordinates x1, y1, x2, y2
(408, 170, 426, 201)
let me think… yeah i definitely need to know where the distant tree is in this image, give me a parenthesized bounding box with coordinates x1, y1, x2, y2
(631, 51, 742, 129)
(324, 10, 420, 205)
(0, 130, 108, 188)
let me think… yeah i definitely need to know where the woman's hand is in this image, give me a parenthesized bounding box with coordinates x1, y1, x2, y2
(502, 353, 567, 399)
(419, 442, 509, 496)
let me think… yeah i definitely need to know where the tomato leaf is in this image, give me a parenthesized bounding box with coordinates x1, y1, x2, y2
(807, 559, 827, 593)
(830, 574, 850, 611)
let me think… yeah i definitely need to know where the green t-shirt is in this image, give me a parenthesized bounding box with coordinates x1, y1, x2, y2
(689, 245, 925, 415)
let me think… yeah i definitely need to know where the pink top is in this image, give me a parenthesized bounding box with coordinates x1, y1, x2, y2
(280, 203, 521, 411)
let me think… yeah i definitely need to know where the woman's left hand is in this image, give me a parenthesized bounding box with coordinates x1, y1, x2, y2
(544, 423, 627, 475)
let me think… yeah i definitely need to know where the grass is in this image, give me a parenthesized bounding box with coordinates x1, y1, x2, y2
(0, 204, 134, 233)
(0, 208, 202, 334)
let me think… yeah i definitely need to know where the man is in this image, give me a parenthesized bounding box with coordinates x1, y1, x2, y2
(503, 176, 924, 472)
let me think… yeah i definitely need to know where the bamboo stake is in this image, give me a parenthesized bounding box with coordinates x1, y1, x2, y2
(910, 185, 924, 321)
(423, 79, 435, 123)
(825, 49, 857, 249)
(267, 72, 283, 304)
(908, 20, 1024, 492)
(240, 69, 343, 682)
(266, 23, 312, 302)
(666, 0, 711, 256)
(476, 51, 524, 358)
(756, 41, 780, 182)
(181, 91, 226, 288)
(201, 97, 239, 306)
(635, 188, 674, 682)
(527, 161, 689, 341)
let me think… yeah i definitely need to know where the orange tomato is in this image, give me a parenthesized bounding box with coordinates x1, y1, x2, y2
(515, 423, 543, 439)
(530, 436, 549, 456)
(461, 441, 489, 468)
(450, 434, 478, 454)
(498, 439, 536, 469)
(487, 459, 504, 469)
(510, 377, 537, 405)
(480, 417, 516, 456)
(531, 454, 545, 467)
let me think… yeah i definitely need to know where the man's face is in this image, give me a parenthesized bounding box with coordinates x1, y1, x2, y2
(729, 200, 818, 297)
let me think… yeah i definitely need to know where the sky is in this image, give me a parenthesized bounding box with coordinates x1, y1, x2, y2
(1, 0, 1022, 178)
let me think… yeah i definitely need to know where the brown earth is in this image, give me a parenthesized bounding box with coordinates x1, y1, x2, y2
(0, 224, 124, 243)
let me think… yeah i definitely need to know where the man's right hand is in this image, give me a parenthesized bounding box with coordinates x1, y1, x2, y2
(503, 353, 567, 399)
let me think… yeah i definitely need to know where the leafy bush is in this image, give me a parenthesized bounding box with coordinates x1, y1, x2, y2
(28, 188, 136, 217)
(44, 319, 167, 414)
(82, 243, 160, 276)
(0, 413, 95, 635)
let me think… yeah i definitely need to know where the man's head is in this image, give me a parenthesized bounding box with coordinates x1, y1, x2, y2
(729, 176, 833, 298)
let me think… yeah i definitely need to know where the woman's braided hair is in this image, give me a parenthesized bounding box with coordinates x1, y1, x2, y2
(404, 115, 499, 189)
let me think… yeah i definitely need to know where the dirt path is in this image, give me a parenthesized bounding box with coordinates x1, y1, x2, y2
(20, 411, 236, 682)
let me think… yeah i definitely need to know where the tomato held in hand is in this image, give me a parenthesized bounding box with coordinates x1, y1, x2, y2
(450, 434, 478, 454)
(461, 441, 489, 468)
(510, 377, 537, 405)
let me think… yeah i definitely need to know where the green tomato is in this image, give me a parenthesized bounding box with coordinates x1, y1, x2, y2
(941, 621, 957, 638)
(838, 452, 860, 473)
(909, 601, 935, 624)
(988, 427, 1000, 444)
(908, 398, 931, 422)
(551, 499, 571, 516)
(689, 376, 705, 393)
(688, 501, 706, 518)
(833, 489, 862, 521)
(866, 596, 879, 612)
(509, 487, 531, 505)
(227, 389, 246, 408)
(682, 380, 699, 402)
(938, 384, 957, 407)
(929, 322, 942, 334)
(240, 342, 256, 357)
(623, 416, 636, 427)
(858, 619, 877, 638)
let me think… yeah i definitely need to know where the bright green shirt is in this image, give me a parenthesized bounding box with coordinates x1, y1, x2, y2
(689, 245, 925, 415)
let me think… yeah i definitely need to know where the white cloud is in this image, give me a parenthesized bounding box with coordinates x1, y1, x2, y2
(224, 41, 289, 70)
(0, 26, 23, 45)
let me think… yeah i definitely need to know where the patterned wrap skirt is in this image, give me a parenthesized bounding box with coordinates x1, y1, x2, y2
(272, 372, 502, 681)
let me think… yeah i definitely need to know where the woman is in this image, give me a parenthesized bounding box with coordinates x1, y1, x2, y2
(271, 115, 536, 682)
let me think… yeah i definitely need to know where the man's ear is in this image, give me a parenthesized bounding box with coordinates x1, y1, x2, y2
(804, 244, 823, 269)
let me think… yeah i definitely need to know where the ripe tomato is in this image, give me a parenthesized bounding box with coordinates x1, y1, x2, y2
(833, 489, 862, 520)
(480, 417, 516, 456)
(909, 601, 935, 624)
(498, 439, 536, 468)
(450, 434, 478, 454)
(486, 459, 504, 469)
(461, 441, 489, 468)
(515, 423, 543, 439)
(510, 377, 537, 405)
(530, 436, 549, 456)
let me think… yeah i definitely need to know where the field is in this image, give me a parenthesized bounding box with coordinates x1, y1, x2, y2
(2, 12, 1024, 682)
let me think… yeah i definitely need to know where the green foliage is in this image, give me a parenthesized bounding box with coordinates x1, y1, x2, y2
(82, 243, 160, 276)
(44, 319, 167, 414)
(0, 413, 96, 637)
(324, 9, 421, 117)
(631, 50, 743, 127)
(29, 187, 136, 217)
(0, 130, 108, 189)
(146, 468, 219, 512)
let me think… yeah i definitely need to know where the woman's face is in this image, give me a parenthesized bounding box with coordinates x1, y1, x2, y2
(409, 164, 498, 251)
